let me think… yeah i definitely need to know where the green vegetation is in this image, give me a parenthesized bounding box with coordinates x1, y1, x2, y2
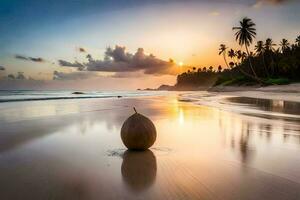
(264, 78, 290, 85)
(214, 76, 255, 86)
(175, 67, 219, 89)
(175, 17, 300, 88)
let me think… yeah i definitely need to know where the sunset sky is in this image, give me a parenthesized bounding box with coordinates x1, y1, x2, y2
(0, 0, 299, 90)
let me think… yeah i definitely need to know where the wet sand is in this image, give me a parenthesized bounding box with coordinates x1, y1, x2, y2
(209, 83, 300, 102)
(0, 94, 300, 199)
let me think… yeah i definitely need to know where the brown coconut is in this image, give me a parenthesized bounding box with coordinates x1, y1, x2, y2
(121, 108, 156, 150)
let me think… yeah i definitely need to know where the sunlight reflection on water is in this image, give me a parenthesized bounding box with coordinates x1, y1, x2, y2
(0, 95, 299, 199)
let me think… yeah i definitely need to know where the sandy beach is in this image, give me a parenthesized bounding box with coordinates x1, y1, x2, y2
(0, 92, 299, 200)
(208, 83, 300, 102)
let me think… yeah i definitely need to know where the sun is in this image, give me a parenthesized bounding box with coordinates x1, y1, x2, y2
(178, 62, 183, 67)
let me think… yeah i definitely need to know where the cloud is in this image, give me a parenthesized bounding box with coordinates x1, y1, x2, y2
(85, 46, 177, 75)
(78, 47, 86, 53)
(253, 0, 291, 7)
(0, 66, 5, 70)
(58, 45, 177, 75)
(58, 60, 85, 70)
(53, 71, 99, 80)
(15, 55, 28, 60)
(29, 57, 44, 62)
(111, 71, 146, 78)
(262, 0, 290, 3)
(210, 11, 220, 16)
(15, 55, 45, 62)
(4, 72, 27, 80)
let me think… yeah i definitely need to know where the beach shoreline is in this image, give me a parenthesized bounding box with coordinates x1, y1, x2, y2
(0, 93, 299, 199)
(207, 83, 300, 102)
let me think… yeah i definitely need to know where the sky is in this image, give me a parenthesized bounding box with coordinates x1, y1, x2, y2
(0, 0, 299, 90)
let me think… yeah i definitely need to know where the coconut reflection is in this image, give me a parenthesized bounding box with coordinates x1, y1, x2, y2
(121, 150, 157, 192)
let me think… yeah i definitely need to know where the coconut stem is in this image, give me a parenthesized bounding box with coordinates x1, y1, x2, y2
(133, 107, 137, 113)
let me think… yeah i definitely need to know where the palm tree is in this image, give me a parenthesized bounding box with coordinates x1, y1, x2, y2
(219, 44, 229, 68)
(265, 38, 276, 52)
(228, 49, 238, 69)
(241, 52, 247, 61)
(265, 38, 276, 74)
(233, 17, 258, 78)
(254, 41, 264, 55)
(291, 44, 297, 51)
(236, 50, 242, 61)
(279, 39, 290, 53)
(296, 35, 300, 46)
(255, 41, 268, 77)
(235, 50, 247, 62)
(228, 49, 235, 57)
(218, 65, 222, 73)
(228, 49, 236, 63)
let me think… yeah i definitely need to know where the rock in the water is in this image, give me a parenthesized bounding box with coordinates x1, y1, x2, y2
(72, 91, 85, 94)
(121, 108, 156, 150)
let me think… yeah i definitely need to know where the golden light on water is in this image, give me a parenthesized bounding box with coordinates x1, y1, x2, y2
(178, 108, 185, 125)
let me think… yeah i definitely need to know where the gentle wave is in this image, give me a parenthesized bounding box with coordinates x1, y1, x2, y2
(0, 95, 117, 103)
(179, 92, 300, 120)
(0, 90, 166, 103)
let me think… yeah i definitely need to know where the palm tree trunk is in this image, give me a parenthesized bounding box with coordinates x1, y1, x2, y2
(237, 65, 263, 84)
(262, 53, 269, 78)
(223, 53, 229, 69)
(268, 51, 275, 76)
(245, 45, 258, 78)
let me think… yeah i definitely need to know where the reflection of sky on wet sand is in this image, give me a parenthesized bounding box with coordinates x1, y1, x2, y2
(227, 97, 300, 115)
(0, 95, 299, 199)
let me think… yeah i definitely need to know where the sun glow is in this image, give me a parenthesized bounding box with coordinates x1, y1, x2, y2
(179, 62, 183, 67)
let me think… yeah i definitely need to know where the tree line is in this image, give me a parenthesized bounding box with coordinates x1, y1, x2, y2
(176, 17, 300, 88)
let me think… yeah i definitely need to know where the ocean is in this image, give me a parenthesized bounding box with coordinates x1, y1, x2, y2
(0, 90, 167, 103)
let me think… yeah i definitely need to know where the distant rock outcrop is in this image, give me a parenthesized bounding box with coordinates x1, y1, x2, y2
(157, 84, 174, 91)
(72, 91, 85, 94)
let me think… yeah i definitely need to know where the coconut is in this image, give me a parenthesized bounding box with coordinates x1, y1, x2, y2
(121, 108, 156, 150)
